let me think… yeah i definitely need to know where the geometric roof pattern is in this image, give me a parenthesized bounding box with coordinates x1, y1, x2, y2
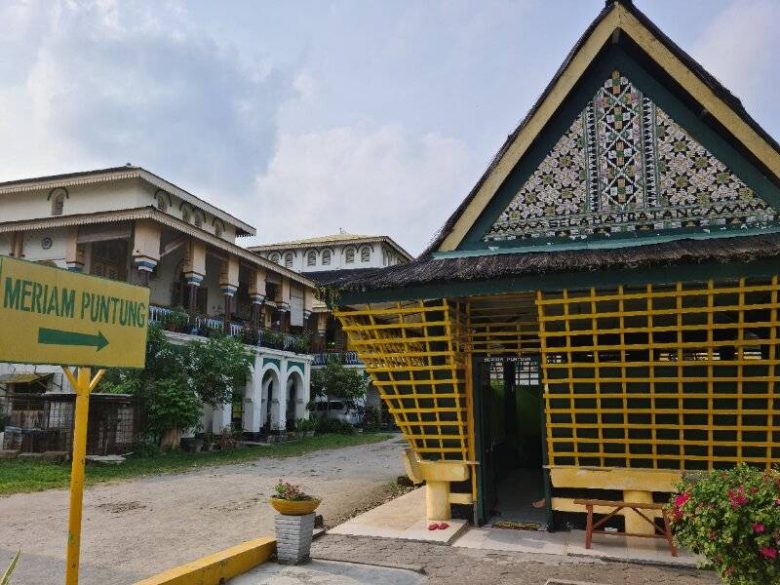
(427, 0, 780, 256)
(484, 70, 777, 242)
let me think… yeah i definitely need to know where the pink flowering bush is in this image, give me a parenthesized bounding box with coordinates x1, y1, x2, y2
(669, 464, 780, 584)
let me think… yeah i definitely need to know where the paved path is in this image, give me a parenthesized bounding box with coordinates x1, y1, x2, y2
(311, 535, 720, 585)
(0, 438, 406, 585)
(230, 559, 425, 585)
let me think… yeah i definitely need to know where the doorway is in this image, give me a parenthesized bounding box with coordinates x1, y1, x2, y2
(474, 356, 547, 528)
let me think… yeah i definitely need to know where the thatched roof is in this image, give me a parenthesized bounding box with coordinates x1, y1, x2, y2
(301, 267, 381, 287)
(336, 233, 780, 293)
(420, 0, 780, 260)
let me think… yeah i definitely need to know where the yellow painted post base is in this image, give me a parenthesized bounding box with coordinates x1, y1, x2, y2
(401, 450, 469, 522)
(623, 490, 655, 536)
(426, 481, 451, 521)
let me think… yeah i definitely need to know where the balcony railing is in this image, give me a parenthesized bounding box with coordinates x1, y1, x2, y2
(312, 351, 362, 367)
(148, 305, 310, 354)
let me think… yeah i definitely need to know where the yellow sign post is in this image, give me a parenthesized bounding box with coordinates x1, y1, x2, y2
(0, 256, 150, 585)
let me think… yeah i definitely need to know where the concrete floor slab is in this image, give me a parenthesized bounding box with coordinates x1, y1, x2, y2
(328, 487, 468, 544)
(453, 526, 700, 567)
(228, 559, 426, 585)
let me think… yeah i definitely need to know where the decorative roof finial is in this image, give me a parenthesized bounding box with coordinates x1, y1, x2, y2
(606, 0, 633, 6)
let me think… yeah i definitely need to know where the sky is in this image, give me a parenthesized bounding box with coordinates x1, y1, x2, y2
(0, 0, 778, 255)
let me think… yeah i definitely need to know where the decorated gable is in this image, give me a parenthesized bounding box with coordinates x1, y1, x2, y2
(482, 70, 777, 244)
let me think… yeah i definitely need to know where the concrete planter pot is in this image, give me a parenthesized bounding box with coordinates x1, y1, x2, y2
(274, 512, 316, 565)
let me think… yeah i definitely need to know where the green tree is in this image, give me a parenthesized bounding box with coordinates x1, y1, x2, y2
(310, 359, 367, 412)
(102, 325, 200, 443)
(185, 334, 254, 406)
(142, 378, 201, 441)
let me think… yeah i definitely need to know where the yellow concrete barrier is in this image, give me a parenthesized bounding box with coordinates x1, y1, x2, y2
(134, 536, 276, 585)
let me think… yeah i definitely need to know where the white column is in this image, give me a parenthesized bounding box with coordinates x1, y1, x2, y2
(273, 361, 288, 431)
(211, 403, 232, 433)
(243, 359, 263, 433)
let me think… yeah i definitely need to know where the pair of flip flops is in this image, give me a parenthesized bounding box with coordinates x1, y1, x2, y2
(427, 522, 450, 531)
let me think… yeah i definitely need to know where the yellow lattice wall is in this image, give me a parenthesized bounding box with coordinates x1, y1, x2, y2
(334, 300, 472, 462)
(467, 294, 540, 356)
(537, 278, 780, 471)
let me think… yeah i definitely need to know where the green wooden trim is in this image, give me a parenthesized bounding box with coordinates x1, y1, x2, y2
(436, 226, 780, 259)
(287, 361, 305, 375)
(337, 258, 780, 305)
(263, 357, 281, 370)
(472, 357, 488, 525)
(459, 44, 780, 251)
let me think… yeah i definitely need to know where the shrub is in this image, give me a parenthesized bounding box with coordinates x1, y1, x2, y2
(260, 330, 284, 350)
(669, 464, 780, 584)
(143, 378, 202, 443)
(362, 406, 381, 432)
(295, 417, 316, 433)
(128, 436, 161, 458)
(315, 417, 355, 435)
(162, 306, 190, 332)
(288, 334, 311, 354)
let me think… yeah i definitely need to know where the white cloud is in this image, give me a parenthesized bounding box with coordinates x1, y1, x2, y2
(692, 0, 780, 112)
(0, 0, 291, 205)
(252, 125, 475, 255)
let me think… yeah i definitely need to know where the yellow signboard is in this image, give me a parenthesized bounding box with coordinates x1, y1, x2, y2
(0, 255, 150, 368)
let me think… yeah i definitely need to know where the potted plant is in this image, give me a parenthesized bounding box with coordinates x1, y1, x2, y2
(260, 330, 284, 350)
(270, 480, 320, 515)
(163, 306, 190, 333)
(270, 480, 320, 565)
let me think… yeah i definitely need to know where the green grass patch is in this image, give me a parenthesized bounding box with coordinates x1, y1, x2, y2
(0, 433, 393, 496)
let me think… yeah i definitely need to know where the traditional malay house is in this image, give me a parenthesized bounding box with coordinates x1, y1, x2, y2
(330, 0, 780, 535)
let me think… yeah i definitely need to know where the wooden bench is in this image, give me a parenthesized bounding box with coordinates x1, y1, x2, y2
(573, 499, 677, 557)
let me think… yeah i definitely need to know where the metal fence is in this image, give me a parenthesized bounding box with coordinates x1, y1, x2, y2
(2, 392, 142, 455)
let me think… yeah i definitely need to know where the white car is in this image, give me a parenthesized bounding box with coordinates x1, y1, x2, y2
(314, 400, 361, 425)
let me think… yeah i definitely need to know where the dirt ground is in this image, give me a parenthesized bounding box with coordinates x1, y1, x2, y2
(0, 437, 407, 585)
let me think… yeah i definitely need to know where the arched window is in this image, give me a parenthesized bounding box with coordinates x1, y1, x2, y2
(194, 213, 204, 228)
(345, 248, 355, 264)
(307, 251, 317, 266)
(269, 253, 281, 264)
(360, 246, 371, 263)
(322, 249, 332, 265)
(284, 252, 294, 268)
(51, 192, 65, 216)
(182, 207, 192, 223)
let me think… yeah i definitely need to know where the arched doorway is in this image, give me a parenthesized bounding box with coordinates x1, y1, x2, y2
(286, 372, 303, 431)
(262, 369, 280, 434)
